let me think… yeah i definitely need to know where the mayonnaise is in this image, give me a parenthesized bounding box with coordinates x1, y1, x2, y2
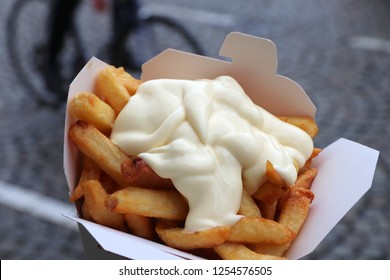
(110, 76, 314, 232)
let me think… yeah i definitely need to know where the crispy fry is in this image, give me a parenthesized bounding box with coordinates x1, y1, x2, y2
(69, 121, 130, 187)
(227, 217, 295, 245)
(70, 155, 101, 202)
(69, 91, 115, 135)
(249, 243, 289, 257)
(278, 187, 314, 233)
(124, 213, 155, 240)
(278, 116, 318, 138)
(156, 220, 230, 250)
(301, 147, 322, 172)
(252, 181, 289, 205)
(238, 188, 262, 217)
(81, 179, 126, 231)
(81, 200, 93, 221)
(106, 186, 189, 220)
(121, 158, 174, 189)
(254, 187, 314, 257)
(94, 66, 140, 115)
(295, 168, 317, 189)
(265, 160, 288, 188)
(100, 172, 123, 194)
(257, 200, 278, 220)
(116, 67, 143, 95)
(214, 242, 285, 260)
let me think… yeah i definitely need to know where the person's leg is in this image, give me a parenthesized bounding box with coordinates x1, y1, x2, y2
(48, 0, 81, 63)
(45, 0, 81, 95)
(111, 0, 140, 68)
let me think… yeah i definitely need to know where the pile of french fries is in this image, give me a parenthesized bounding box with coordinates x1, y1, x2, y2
(68, 65, 320, 260)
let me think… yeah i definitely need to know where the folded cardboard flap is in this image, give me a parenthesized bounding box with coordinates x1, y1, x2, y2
(285, 138, 379, 259)
(142, 32, 316, 118)
(64, 32, 380, 260)
(66, 215, 203, 260)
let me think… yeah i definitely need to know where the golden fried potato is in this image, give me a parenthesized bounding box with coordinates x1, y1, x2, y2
(214, 242, 285, 260)
(295, 168, 317, 189)
(156, 220, 230, 250)
(253, 181, 289, 206)
(265, 160, 288, 188)
(257, 200, 278, 220)
(278, 116, 318, 138)
(254, 187, 314, 257)
(121, 158, 174, 189)
(70, 154, 102, 202)
(82, 179, 126, 231)
(249, 242, 289, 257)
(69, 91, 115, 135)
(238, 188, 262, 217)
(227, 217, 295, 245)
(94, 66, 141, 115)
(124, 213, 155, 240)
(278, 187, 314, 233)
(106, 186, 189, 220)
(68, 121, 130, 187)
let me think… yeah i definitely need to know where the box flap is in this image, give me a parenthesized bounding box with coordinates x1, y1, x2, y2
(285, 138, 379, 259)
(64, 215, 203, 260)
(141, 32, 316, 118)
(64, 58, 110, 192)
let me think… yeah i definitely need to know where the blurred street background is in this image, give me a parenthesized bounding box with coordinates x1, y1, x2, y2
(0, 0, 389, 259)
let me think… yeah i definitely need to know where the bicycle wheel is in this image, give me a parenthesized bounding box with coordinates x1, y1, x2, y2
(116, 15, 204, 72)
(6, 0, 84, 106)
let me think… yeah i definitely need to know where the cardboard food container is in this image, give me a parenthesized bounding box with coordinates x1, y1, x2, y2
(63, 32, 379, 260)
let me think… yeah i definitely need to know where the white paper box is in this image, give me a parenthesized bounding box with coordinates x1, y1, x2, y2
(63, 32, 379, 260)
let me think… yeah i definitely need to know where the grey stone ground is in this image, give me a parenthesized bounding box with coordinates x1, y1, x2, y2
(0, 0, 389, 259)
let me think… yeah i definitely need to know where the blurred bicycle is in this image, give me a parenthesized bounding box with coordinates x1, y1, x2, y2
(6, 0, 204, 106)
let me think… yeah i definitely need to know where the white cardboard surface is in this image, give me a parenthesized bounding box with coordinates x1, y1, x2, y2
(142, 32, 316, 118)
(64, 215, 203, 260)
(64, 32, 379, 260)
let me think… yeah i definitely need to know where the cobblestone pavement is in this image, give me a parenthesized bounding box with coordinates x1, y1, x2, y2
(0, 0, 389, 259)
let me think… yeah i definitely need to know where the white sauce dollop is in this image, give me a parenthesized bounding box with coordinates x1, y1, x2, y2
(111, 76, 313, 232)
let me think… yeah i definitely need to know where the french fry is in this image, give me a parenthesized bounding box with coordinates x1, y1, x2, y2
(116, 67, 143, 95)
(69, 91, 115, 135)
(124, 213, 155, 240)
(81, 179, 126, 231)
(227, 217, 295, 245)
(94, 66, 141, 115)
(278, 116, 318, 138)
(100, 172, 123, 194)
(265, 160, 288, 188)
(81, 200, 93, 221)
(278, 187, 314, 233)
(254, 187, 314, 257)
(252, 181, 288, 206)
(70, 154, 101, 202)
(121, 158, 174, 189)
(301, 147, 322, 172)
(257, 200, 278, 220)
(69, 120, 130, 187)
(253, 161, 289, 205)
(295, 168, 317, 189)
(156, 220, 230, 250)
(214, 242, 285, 260)
(106, 186, 189, 220)
(238, 188, 262, 217)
